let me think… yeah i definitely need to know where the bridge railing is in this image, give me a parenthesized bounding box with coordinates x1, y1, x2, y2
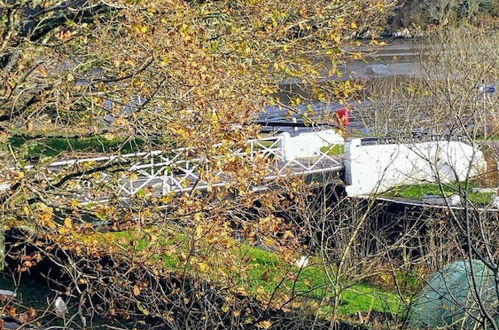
(11, 134, 343, 198)
(121, 136, 287, 195)
(274, 145, 342, 178)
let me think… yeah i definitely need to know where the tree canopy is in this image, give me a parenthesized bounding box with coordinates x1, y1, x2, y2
(0, 0, 396, 327)
(0, 0, 394, 243)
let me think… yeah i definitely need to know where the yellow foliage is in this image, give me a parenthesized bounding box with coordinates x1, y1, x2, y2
(0, 0, 398, 321)
(198, 262, 210, 273)
(133, 285, 141, 296)
(64, 218, 73, 229)
(38, 207, 56, 229)
(257, 320, 272, 329)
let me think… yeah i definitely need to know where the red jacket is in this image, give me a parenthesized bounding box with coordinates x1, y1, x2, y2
(336, 108, 350, 126)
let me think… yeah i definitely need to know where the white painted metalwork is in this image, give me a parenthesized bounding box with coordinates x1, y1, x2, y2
(13, 134, 343, 199)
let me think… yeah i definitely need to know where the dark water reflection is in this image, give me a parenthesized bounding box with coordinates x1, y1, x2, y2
(260, 39, 426, 133)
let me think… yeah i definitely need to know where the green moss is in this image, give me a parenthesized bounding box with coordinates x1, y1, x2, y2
(320, 144, 345, 155)
(9, 135, 150, 160)
(385, 182, 495, 205)
(253, 140, 280, 149)
(339, 283, 399, 315)
(477, 135, 499, 141)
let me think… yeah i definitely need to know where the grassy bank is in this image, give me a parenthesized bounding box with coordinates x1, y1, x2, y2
(75, 228, 404, 320)
(384, 182, 495, 204)
(320, 144, 345, 156)
(9, 135, 153, 160)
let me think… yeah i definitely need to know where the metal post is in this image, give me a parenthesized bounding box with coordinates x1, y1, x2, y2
(162, 175, 169, 196)
(0, 226, 4, 271)
(150, 154, 154, 176)
(477, 84, 496, 138)
(483, 92, 487, 138)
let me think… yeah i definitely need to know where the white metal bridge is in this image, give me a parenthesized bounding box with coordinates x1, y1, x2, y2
(14, 132, 344, 202)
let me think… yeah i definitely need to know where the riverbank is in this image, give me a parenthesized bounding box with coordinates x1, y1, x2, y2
(1, 225, 405, 328)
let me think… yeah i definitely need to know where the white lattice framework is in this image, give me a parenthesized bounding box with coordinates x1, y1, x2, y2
(18, 135, 343, 199)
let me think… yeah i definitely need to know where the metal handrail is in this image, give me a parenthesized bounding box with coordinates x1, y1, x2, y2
(11, 134, 343, 198)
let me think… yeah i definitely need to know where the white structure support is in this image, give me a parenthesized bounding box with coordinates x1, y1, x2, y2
(344, 138, 486, 196)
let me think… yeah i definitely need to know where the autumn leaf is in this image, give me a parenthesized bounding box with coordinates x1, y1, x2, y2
(198, 262, 209, 273)
(133, 285, 141, 296)
(261, 269, 270, 282)
(136, 303, 150, 316)
(5, 305, 16, 317)
(18, 308, 37, 324)
(38, 66, 48, 77)
(64, 218, 73, 229)
(257, 320, 272, 329)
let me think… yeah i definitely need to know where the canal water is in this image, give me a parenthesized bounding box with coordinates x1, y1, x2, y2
(260, 39, 426, 133)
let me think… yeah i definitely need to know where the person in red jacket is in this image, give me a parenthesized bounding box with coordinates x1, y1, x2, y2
(335, 106, 351, 137)
(336, 107, 350, 126)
